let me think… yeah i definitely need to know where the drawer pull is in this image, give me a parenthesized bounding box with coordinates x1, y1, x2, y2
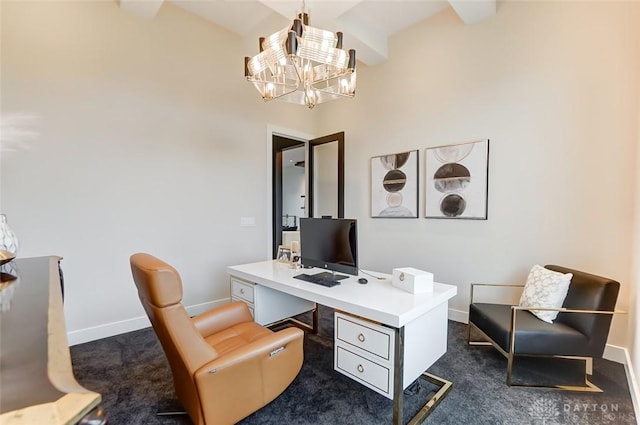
(358, 333, 365, 342)
(240, 288, 245, 294)
(357, 364, 364, 373)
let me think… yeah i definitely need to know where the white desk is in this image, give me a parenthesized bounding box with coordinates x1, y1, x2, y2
(227, 260, 457, 425)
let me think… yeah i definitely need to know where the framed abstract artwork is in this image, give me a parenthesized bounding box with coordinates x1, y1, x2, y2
(425, 139, 489, 219)
(371, 150, 419, 218)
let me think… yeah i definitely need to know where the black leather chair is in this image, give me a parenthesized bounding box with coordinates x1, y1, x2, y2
(468, 265, 620, 391)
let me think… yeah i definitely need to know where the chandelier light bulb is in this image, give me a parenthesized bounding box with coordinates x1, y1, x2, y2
(339, 78, 349, 94)
(265, 82, 275, 99)
(304, 87, 317, 109)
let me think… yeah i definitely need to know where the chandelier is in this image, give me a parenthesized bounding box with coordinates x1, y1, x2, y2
(244, 2, 357, 109)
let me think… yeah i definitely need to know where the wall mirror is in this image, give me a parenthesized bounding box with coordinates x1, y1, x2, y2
(271, 132, 345, 258)
(308, 133, 344, 219)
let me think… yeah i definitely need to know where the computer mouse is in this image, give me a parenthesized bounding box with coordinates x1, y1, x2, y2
(358, 278, 368, 284)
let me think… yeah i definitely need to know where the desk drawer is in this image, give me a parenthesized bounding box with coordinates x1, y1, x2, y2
(335, 313, 393, 361)
(335, 347, 391, 397)
(231, 279, 255, 303)
(231, 296, 255, 318)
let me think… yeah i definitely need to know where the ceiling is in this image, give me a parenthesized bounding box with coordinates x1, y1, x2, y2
(119, 0, 497, 66)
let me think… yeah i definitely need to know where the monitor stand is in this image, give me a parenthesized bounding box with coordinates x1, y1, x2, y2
(313, 271, 348, 281)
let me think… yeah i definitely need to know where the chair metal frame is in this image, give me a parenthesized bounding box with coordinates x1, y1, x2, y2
(467, 283, 621, 392)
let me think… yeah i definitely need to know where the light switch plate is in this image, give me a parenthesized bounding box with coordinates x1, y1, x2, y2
(240, 217, 256, 227)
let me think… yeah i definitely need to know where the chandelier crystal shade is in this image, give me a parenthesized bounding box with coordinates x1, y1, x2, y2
(244, 8, 356, 109)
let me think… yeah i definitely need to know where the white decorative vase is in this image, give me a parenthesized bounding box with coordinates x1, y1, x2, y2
(0, 214, 19, 254)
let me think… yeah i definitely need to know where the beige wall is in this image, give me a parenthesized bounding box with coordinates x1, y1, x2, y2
(0, 0, 316, 341)
(320, 1, 639, 348)
(2, 0, 639, 361)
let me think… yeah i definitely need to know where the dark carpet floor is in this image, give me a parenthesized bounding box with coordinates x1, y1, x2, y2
(70, 306, 637, 425)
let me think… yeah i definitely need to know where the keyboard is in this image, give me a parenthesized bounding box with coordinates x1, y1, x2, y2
(294, 273, 341, 287)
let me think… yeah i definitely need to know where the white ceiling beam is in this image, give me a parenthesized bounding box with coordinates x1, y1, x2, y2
(334, 16, 389, 66)
(257, 0, 363, 25)
(447, 0, 496, 24)
(119, 0, 165, 20)
(333, 1, 450, 66)
(347, 38, 388, 67)
(176, 1, 277, 35)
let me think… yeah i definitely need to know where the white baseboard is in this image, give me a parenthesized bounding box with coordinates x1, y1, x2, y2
(603, 343, 640, 425)
(67, 298, 230, 346)
(185, 299, 229, 317)
(623, 348, 640, 421)
(448, 307, 468, 324)
(603, 343, 628, 365)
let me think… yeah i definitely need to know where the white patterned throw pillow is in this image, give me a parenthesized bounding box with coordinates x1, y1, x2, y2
(518, 265, 573, 323)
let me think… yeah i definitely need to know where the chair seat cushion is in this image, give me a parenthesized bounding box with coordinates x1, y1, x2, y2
(469, 303, 589, 356)
(205, 321, 273, 357)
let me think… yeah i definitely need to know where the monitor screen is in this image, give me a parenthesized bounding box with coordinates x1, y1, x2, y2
(299, 217, 358, 277)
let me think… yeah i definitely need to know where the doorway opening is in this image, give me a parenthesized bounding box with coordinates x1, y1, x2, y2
(272, 135, 305, 258)
(269, 129, 345, 260)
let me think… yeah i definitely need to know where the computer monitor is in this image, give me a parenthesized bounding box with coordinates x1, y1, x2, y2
(299, 217, 358, 279)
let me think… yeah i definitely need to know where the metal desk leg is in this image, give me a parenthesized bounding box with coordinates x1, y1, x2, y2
(392, 326, 453, 425)
(393, 327, 405, 425)
(266, 303, 319, 334)
(312, 303, 319, 334)
(407, 373, 452, 425)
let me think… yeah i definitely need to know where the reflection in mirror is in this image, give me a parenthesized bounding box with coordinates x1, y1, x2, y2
(308, 132, 344, 219)
(283, 147, 305, 227)
(312, 142, 338, 218)
(282, 147, 305, 254)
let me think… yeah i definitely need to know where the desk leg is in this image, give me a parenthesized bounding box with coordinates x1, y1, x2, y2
(312, 303, 319, 334)
(392, 326, 452, 425)
(393, 327, 405, 425)
(409, 372, 452, 425)
(267, 303, 319, 334)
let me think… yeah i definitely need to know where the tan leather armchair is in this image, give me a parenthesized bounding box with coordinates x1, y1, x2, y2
(130, 253, 304, 425)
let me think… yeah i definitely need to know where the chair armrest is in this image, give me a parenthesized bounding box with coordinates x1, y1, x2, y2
(470, 283, 524, 304)
(192, 327, 304, 423)
(511, 306, 623, 315)
(195, 327, 304, 375)
(191, 301, 253, 337)
(508, 306, 625, 354)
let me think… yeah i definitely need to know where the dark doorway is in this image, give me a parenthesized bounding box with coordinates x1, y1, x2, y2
(272, 135, 305, 258)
